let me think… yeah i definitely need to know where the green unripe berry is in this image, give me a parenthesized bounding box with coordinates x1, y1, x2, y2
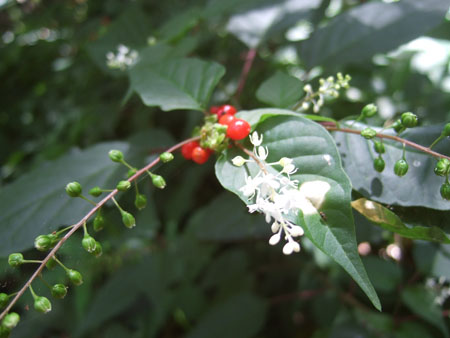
(34, 296, 52, 314)
(441, 183, 450, 200)
(82, 235, 97, 253)
(401, 112, 418, 128)
(51, 284, 67, 299)
(93, 213, 106, 232)
(0, 293, 9, 308)
(67, 269, 83, 286)
(160, 152, 174, 163)
(108, 150, 123, 162)
(89, 186, 102, 197)
(373, 141, 385, 154)
(65, 181, 82, 197)
(8, 253, 23, 268)
(121, 211, 136, 229)
(151, 174, 166, 189)
(134, 194, 147, 210)
(373, 158, 385, 172)
(443, 123, 450, 137)
(361, 103, 378, 118)
(116, 180, 131, 191)
(46, 257, 57, 270)
(127, 168, 137, 178)
(361, 128, 377, 140)
(392, 119, 405, 133)
(434, 158, 450, 177)
(394, 159, 409, 177)
(2, 312, 19, 329)
(34, 235, 53, 252)
(93, 241, 103, 258)
(0, 326, 10, 338)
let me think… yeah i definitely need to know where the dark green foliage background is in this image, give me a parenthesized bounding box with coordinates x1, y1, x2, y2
(0, 0, 449, 337)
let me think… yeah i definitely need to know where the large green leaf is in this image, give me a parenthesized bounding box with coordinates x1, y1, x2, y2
(215, 109, 380, 310)
(334, 122, 449, 210)
(352, 198, 450, 243)
(300, 0, 449, 68)
(129, 57, 225, 111)
(401, 285, 448, 338)
(255, 71, 303, 108)
(226, 0, 320, 48)
(0, 130, 173, 256)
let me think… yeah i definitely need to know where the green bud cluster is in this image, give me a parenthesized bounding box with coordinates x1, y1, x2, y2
(51, 284, 68, 299)
(373, 157, 385, 173)
(434, 158, 450, 177)
(127, 168, 137, 178)
(373, 141, 385, 154)
(401, 112, 418, 128)
(394, 159, 409, 177)
(8, 253, 23, 267)
(65, 181, 82, 197)
(116, 180, 131, 191)
(135, 194, 147, 210)
(151, 173, 166, 189)
(159, 152, 174, 163)
(46, 257, 57, 270)
(361, 128, 377, 140)
(361, 103, 378, 118)
(441, 182, 450, 200)
(34, 234, 58, 252)
(93, 211, 106, 232)
(443, 123, 450, 137)
(0, 294, 9, 308)
(392, 119, 405, 134)
(82, 234, 97, 253)
(2, 312, 19, 329)
(34, 296, 52, 314)
(89, 186, 102, 197)
(67, 269, 83, 286)
(121, 211, 136, 229)
(108, 150, 124, 162)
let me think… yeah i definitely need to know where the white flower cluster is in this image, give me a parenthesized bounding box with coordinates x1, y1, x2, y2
(301, 73, 351, 113)
(232, 132, 331, 255)
(106, 44, 138, 70)
(426, 276, 450, 305)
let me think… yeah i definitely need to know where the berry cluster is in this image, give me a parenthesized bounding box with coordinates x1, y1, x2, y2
(181, 104, 251, 164)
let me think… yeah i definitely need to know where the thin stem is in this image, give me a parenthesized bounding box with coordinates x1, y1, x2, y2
(39, 275, 52, 290)
(0, 136, 200, 321)
(79, 195, 97, 206)
(234, 142, 268, 174)
(324, 125, 450, 161)
(55, 225, 74, 236)
(119, 159, 134, 170)
(235, 48, 257, 99)
(53, 256, 69, 272)
(82, 222, 88, 237)
(429, 134, 445, 149)
(111, 197, 123, 213)
(28, 285, 37, 300)
(22, 260, 43, 264)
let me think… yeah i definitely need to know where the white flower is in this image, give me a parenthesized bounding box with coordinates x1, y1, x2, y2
(232, 156, 247, 167)
(299, 180, 331, 209)
(249, 131, 263, 146)
(256, 146, 269, 161)
(283, 241, 300, 255)
(269, 233, 281, 245)
(106, 44, 139, 70)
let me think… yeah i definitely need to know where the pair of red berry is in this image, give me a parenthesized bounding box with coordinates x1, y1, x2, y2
(181, 104, 251, 164)
(211, 104, 251, 141)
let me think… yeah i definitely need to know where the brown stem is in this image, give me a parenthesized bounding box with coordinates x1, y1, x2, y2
(235, 48, 257, 99)
(0, 136, 200, 320)
(234, 142, 268, 174)
(324, 125, 450, 161)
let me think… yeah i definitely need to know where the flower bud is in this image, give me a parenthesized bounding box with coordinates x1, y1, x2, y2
(127, 168, 137, 178)
(34, 235, 53, 252)
(0, 293, 9, 308)
(159, 152, 174, 163)
(46, 257, 57, 270)
(121, 211, 136, 228)
(8, 253, 23, 268)
(151, 174, 166, 189)
(401, 112, 418, 128)
(443, 123, 450, 137)
(89, 186, 102, 197)
(373, 141, 385, 154)
(65, 181, 82, 197)
(392, 119, 405, 133)
(232, 156, 246, 167)
(394, 159, 408, 177)
(373, 157, 385, 173)
(116, 180, 131, 191)
(134, 194, 147, 210)
(361, 103, 377, 118)
(441, 182, 450, 200)
(2, 312, 19, 329)
(67, 269, 83, 286)
(82, 235, 97, 253)
(361, 128, 377, 140)
(93, 241, 103, 257)
(34, 296, 52, 314)
(108, 150, 123, 162)
(51, 284, 68, 299)
(93, 212, 106, 232)
(434, 158, 450, 177)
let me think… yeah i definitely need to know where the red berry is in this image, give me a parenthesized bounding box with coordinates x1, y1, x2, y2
(219, 114, 236, 126)
(209, 106, 220, 115)
(216, 104, 237, 118)
(226, 119, 251, 140)
(181, 141, 199, 160)
(191, 146, 211, 164)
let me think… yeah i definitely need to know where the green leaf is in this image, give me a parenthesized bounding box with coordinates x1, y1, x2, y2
(157, 8, 202, 43)
(300, 0, 449, 68)
(334, 122, 449, 210)
(226, 0, 321, 48)
(362, 256, 402, 293)
(129, 57, 225, 111)
(401, 285, 448, 338)
(255, 71, 303, 108)
(215, 108, 380, 311)
(186, 292, 267, 338)
(0, 130, 173, 256)
(352, 198, 450, 243)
